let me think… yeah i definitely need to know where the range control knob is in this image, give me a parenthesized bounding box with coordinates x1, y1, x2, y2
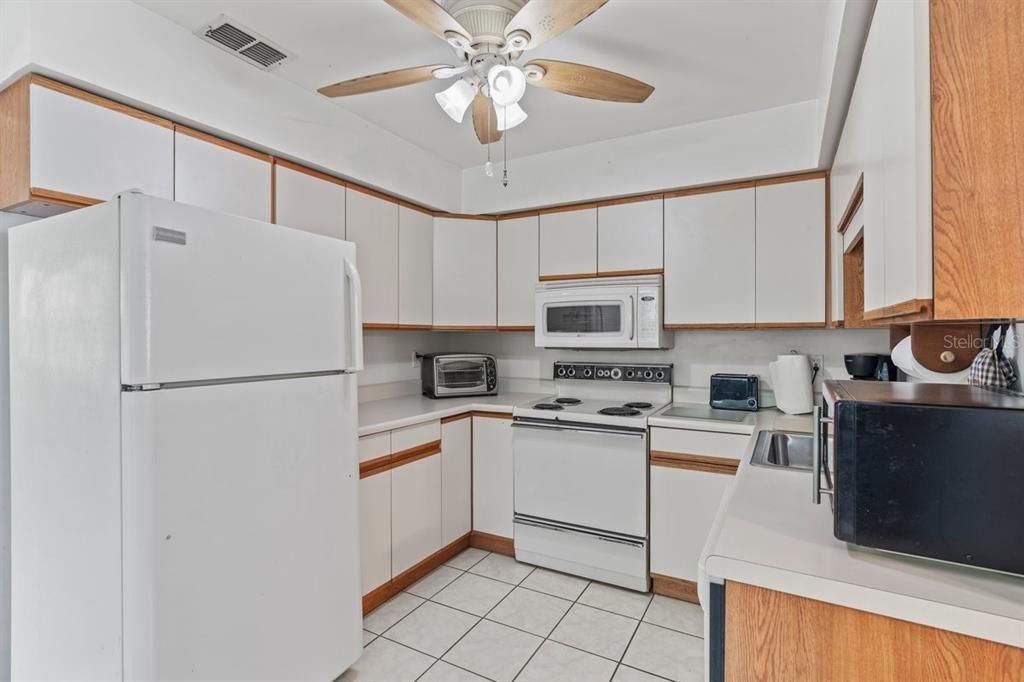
(655, 370, 665, 381)
(556, 366, 566, 377)
(643, 370, 654, 380)
(610, 367, 623, 380)
(566, 366, 576, 378)
(583, 367, 593, 378)
(625, 369, 634, 379)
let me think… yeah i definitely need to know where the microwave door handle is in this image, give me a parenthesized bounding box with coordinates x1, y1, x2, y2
(628, 295, 635, 341)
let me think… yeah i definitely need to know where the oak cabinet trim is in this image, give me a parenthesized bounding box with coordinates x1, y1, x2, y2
(650, 450, 740, 476)
(174, 124, 272, 162)
(30, 74, 173, 129)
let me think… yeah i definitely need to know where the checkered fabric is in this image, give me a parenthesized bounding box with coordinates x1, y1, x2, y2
(969, 324, 1018, 388)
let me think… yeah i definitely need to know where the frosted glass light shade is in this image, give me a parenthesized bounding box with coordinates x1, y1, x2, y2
(487, 65, 526, 107)
(494, 101, 528, 131)
(435, 79, 477, 122)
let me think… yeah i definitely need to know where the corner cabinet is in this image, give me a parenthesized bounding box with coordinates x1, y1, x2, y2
(497, 216, 539, 329)
(471, 415, 514, 539)
(174, 128, 272, 222)
(597, 197, 663, 275)
(433, 217, 497, 329)
(398, 206, 434, 328)
(539, 207, 598, 279)
(0, 75, 174, 217)
(273, 161, 346, 239)
(346, 189, 399, 327)
(440, 415, 472, 545)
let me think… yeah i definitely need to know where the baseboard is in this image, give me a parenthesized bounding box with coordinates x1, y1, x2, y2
(469, 530, 515, 557)
(362, 533, 471, 614)
(651, 573, 700, 604)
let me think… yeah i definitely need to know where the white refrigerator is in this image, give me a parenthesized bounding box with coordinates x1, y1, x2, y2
(9, 193, 365, 680)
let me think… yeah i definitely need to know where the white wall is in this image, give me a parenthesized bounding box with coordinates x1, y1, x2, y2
(0, 0, 462, 212)
(438, 328, 890, 399)
(460, 100, 820, 214)
(359, 331, 449, 388)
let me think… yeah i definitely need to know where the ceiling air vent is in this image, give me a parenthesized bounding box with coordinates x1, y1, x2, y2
(196, 15, 292, 71)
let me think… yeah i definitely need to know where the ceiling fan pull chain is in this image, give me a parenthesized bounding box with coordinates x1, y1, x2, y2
(503, 111, 509, 188)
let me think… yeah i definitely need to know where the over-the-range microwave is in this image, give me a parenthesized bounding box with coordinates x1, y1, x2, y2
(534, 275, 672, 349)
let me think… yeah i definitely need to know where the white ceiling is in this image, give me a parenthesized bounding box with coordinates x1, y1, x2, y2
(136, 0, 833, 169)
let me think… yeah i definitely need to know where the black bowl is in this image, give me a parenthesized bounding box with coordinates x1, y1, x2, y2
(845, 353, 880, 379)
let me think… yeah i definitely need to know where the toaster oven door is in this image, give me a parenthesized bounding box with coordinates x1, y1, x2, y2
(434, 358, 488, 395)
(535, 287, 636, 348)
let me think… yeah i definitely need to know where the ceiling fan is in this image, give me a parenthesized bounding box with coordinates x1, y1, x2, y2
(317, 0, 654, 146)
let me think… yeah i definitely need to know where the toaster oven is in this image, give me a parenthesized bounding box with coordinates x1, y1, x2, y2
(421, 353, 497, 398)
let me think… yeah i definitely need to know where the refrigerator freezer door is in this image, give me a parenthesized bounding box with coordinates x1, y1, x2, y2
(121, 373, 362, 680)
(120, 194, 359, 385)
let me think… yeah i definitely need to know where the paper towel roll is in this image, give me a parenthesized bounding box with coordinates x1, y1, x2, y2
(769, 354, 815, 415)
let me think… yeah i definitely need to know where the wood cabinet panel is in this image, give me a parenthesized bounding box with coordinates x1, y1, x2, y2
(471, 415, 514, 538)
(398, 206, 434, 327)
(497, 216, 539, 328)
(273, 163, 345, 239)
(346, 189, 399, 325)
(725, 581, 1024, 682)
(664, 188, 755, 325)
(597, 198, 663, 274)
(539, 207, 597, 278)
(174, 130, 271, 222)
(433, 217, 496, 327)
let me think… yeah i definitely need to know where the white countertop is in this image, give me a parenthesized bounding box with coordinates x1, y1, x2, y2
(700, 413, 1024, 647)
(358, 392, 548, 436)
(649, 402, 811, 436)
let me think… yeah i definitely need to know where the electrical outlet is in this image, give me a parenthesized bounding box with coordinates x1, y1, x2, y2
(808, 354, 825, 382)
(411, 352, 421, 368)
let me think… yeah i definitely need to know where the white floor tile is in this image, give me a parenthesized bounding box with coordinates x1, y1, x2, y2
(469, 553, 536, 585)
(433, 572, 515, 616)
(578, 582, 653, 620)
(443, 619, 542, 682)
(549, 603, 639, 660)
(407, 565, 464, 598)
(642, 596, 704, 637)
(338, 637, 434, 682)
(446, 548, 490, 571)
(384, 601, 479, 657)
(418, 660, 490, 682)
(622, 623, 704, 682)
(520, 568, 589, 601)
(363, 592, 425, 634)
(487, 586, 573, 637)
(362, 630, 376, 646)
(612, 664, 671, 682)
(516, 640, 617, 682)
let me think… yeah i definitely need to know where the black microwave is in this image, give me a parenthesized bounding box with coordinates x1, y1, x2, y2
(816, 381, 1024, 576)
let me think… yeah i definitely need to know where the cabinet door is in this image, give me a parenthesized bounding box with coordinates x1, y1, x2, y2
(539, 207, 597, 278)
(346, 189, 399, 326)
(441, 417, 472, 545)
(471, 416, 514, 538)
(398, 206, 434, 327)
(650, 465, 734, 581)
(597, 198, 663, 274)
(174, 131, 271, 222)
(754, 179, 826, 324)
(433, 218, 496, 327)
(664, 189, 755, 325)
(359, 470, 391, 594)
(391, 453, 443, 575)
(273, 164, 346, 239)
(497, 216, 538, 328)
(30, 84, 173, 202)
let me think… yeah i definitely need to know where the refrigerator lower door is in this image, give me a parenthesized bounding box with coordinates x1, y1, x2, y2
(121, 373, 361, 680)
(120, 193, 361, 385)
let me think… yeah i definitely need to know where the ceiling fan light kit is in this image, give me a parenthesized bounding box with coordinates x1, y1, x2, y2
(318, 0, 654, 184)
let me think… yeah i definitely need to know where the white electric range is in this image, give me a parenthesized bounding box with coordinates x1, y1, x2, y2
(511, 361, 673, 592)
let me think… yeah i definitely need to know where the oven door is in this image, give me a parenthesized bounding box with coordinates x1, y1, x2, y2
(512, 418, 647, 537)
(434, 357, 487, 395)
(534, 286, 636, 349)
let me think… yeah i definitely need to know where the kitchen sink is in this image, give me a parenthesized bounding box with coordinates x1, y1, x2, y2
(750, 430, 814, 471)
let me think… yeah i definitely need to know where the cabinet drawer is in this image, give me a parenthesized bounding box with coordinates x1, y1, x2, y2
(391, 420, 441, 454)
(358, 431, 391, 464)
(650, 427, 750, 460)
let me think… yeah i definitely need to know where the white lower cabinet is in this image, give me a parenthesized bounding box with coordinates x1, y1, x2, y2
(650, 465, 734, 582)
(472, 415, 514, 538)
(391, 453, 443, 575)
(441, 417, 472, 545)
(358, 470, 391, 594)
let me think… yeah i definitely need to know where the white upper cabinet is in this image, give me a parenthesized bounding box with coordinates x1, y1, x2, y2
(539, 207, 597, 278)
(433, 217, 496, 327)
(497, 216, 539, 328)
(398, 206, 434, 327)
(273, 163, 346, 239)
(755, 178, 826, 324)
(30, 83, 173, 202)
(664, 188, 755, 325)
(597, 198, 663, 274)
(346, 189, 399, 326)
(174, 130, 271, 222)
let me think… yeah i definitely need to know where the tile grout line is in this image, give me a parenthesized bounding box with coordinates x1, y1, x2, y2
(613, 589, 656, 678)
(509, 569, 591, 682)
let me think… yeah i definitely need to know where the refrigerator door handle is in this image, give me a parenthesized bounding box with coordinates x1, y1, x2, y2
(344, 258, 364, 372)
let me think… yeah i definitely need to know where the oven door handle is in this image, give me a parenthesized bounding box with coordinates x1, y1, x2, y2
(511, 421, 646, 438)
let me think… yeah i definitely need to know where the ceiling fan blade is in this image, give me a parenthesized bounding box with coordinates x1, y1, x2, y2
(472, 93, 502, 145)
(525, 60, 654, 103)
(318, 64, 450, 97)
(383, 0, 472, 44)
(504, 0, 608, 50)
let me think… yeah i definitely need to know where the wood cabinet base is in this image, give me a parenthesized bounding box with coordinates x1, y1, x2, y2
(725, 581, 1024, 682)
(651, 573, 699, 604)
(362, 533, 470, 614)
(469, 530, 515, 557)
